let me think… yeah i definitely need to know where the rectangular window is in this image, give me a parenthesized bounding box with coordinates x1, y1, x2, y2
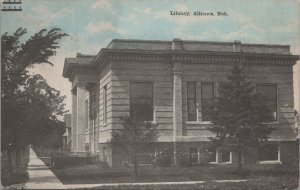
(206, 147, 216, 163)
(201, 83, 214, 121)
(259, 143, 279, 161)
(221, 149, 231, 163)
(85, 99, 89, 128)
(219, 83, 230, 98)
(187, 82, 197, 121)
(256, 84, 277, 121)
(103, 85, 107, 124)
(130, 82, 153, 121)
(103, 147, 107, 162)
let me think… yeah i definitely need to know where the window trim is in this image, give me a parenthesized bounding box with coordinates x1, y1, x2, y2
(219, 149, 232, 164)
(258, 143, 281, 164)
(129, 81, 154, 122)
(187, 82, 197, 122)
(256, 83, 279, 122)
(103, 85, 108, 125)
(218, 82, 230, 98)
(201, 82, 215, 122)
(185, 81, 216, 124)
(209, 148, 233, 165)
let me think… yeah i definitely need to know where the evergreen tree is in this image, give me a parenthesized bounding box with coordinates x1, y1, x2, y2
(111, 105, 158, 176)
(209, 65, 274, 172)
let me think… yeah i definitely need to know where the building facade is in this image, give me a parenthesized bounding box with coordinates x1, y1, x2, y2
(63, 39, 299, 167)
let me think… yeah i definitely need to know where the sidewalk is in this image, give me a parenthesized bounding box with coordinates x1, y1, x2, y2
(24, 149, 65, 189)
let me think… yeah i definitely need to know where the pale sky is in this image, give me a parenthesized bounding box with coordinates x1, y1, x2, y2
(1, 0, 299, 112)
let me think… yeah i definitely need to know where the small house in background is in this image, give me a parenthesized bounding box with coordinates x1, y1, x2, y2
(62, 114, 72, 150)
(62, 39, 299, 167)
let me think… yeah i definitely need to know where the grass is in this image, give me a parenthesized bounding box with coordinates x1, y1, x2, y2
(1, 167, 29, 186)
(51, 164, 298, 189)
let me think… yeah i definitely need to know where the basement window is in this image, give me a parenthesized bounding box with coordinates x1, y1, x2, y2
(259, 143, 281, 164)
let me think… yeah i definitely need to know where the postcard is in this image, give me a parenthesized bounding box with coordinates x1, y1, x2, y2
(1, 0, 299, 189)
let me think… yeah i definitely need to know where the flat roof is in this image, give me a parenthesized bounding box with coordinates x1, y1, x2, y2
(63, 39, 298, 79)
(106, 39, 291, 55)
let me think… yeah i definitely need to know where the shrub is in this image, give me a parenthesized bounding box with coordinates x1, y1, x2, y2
(178, 152, 192, 167)
(52, 156, 97, 168)
(154, 150, 173, 167)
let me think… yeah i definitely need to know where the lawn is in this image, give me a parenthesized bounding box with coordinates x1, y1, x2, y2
(51, 164, 298, 190)
(1, 167, 28, 186)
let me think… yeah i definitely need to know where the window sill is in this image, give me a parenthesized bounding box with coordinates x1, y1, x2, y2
(258, 160, 282, 164)
(186, 121, 213, 125)
(209, 162, 232, 165)
(262, 120, 280, 125)
(145, 121, 157, 125)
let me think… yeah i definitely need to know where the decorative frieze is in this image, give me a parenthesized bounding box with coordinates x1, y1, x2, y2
(99, 50, 297, 66)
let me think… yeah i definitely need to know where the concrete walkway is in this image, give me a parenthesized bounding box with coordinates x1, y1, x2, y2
(24, 149, 65, 189)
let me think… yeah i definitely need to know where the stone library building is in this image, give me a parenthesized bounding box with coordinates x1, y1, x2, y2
(63, 39, 298, 167)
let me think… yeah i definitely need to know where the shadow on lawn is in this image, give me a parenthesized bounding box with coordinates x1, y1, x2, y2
(1, 168, 29, 186)
(51, 163, 298, 189)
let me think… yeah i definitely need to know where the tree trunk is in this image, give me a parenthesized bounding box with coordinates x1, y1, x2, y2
(173, 142, 178, 167)
(237, 150, 243, 172)
(133, 118, 138, 176)
(133, 152, 138, 176)
(16, 147, 21, 168)
(7, 148, 13, 173)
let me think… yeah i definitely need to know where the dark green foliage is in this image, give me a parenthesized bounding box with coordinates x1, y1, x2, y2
(1, 27, 68, 170)
(209, 65, 274, 171)
(111, 105, 159, 175)
(1, 28, 68, 99)
(155, 149, 173, 167)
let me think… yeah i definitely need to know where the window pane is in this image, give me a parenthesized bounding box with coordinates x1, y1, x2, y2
(259, 144, 278, 161)
(130, 82, 153, 121)
(131, 100, 153, 121)
(256, 84, 277, 120)
(221, 149, 230, 162)
(201, 83, 214, 121)
(257, 85, 277, 100)
(103, 86, 107, 124)
(187, 82, 197, 121)
(202, 83, 214, 99)
(219, 83, 230, 97)
(187, 82, 196, 99)
(206, 148, 216, 162)
(188, 99, 197, 121)
(131, 82, 153, 98)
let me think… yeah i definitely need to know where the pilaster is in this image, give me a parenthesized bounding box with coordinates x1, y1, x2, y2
(173, 62, 183, 136)
(71, 89, 77, 152)
(76, 82, 88, 152)
(173, 62, 183, 166)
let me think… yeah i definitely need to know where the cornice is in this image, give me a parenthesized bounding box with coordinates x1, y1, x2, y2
(63, 49, 299, 80)
(102, 49, 298, 65)
(69, 67, 98, 82)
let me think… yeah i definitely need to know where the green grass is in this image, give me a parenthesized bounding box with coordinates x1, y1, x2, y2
(51, 164, 298, 189)
(1, 167, 29, 186)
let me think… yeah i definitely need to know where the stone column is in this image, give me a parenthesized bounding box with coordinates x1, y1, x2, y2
(77, 83, 88, 152)
(173, 62, 183, 166)
(71, 89, 77, 152)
